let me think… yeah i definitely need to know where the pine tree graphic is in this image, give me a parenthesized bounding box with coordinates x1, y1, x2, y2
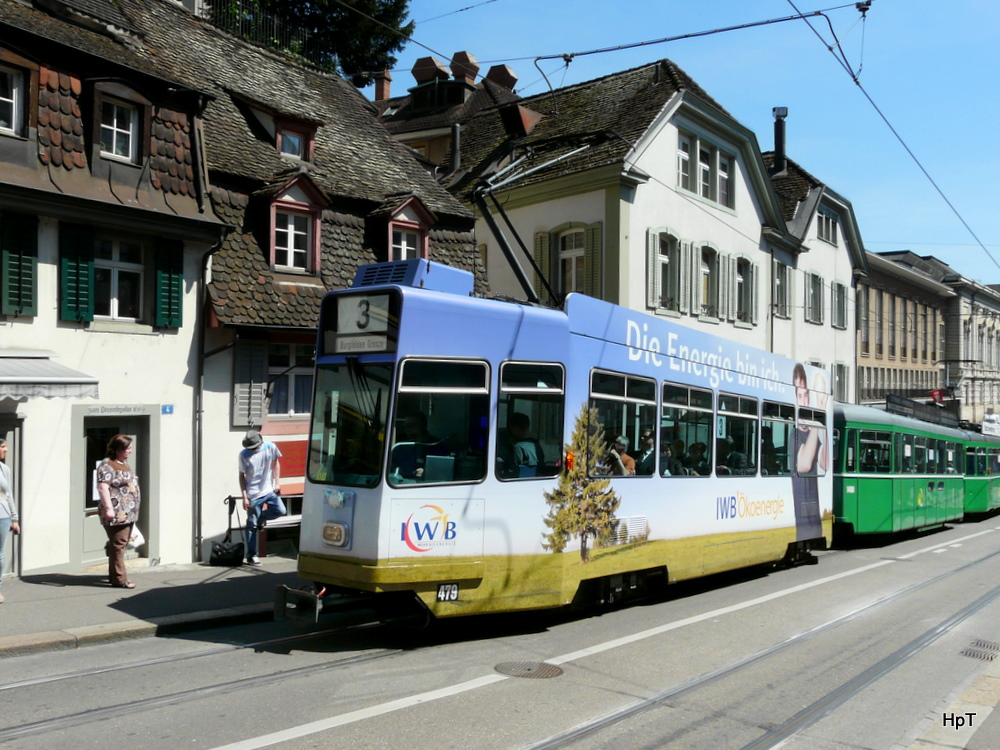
(542, 404, 621, 563)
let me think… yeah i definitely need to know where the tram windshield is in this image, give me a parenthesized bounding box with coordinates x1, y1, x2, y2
(308, 361, 392, 488)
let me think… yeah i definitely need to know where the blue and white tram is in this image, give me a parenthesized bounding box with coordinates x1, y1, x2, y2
(294, 259, 832, 619)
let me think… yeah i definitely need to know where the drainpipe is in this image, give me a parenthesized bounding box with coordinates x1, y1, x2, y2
(193, 233, 225, 561)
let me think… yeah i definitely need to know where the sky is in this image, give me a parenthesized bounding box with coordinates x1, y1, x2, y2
(357, 0, 1000, 283)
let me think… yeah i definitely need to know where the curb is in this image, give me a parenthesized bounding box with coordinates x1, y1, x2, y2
(0, 602, 274, 658)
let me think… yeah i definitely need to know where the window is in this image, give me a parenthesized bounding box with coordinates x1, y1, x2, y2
(699, 246, 719, 318)
(100, 99, 138, 162)
(389, 359, 490, 486)
(678, 130, 735, 208)
(817, 210, 838, 244)
(269, 176, 324, 272)
(718, 393, 758, 475)
(560, 229, 586, 294)
(762, 401, 794, 475)
(774, 261, 790, 319)
(832, 282, 848, 329)
(1, 211, 38, 316)
(874, 290, 883, 355)
(648, 230, 681, 312)
(734, 257, 755, 323)
(274, 211, 311, 270)
(275, 119, 316, 161)
(858, 284, 869, 355)
(95, 239, 143, 320)
(392, 228, 420, 261)
(661, 383, 714, 477)
(589, 370, 656, 477)
(888, 294, 896, 356)
(833, 363, 850, 402)
(859, 431, 890, 473)
(58, 224, 183, 327)
(267, 343, 315, 416)
(0, 65, 22, 135)
(496, 362, 565, 480)
(805, 273, 824, 324)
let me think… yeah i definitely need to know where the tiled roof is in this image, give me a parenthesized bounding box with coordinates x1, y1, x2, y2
(762, 153, 824, 224)
(449, 59, 731, 197)
(377, 78, 521, 135)
(0, 0, 481, 328)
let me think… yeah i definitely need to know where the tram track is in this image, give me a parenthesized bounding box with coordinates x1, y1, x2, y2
(0, 646, 401, 743)
(524, 541, 1000, 750)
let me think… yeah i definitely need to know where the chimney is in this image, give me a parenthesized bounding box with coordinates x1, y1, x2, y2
(374, 69, 392, 102)
(772, 106, 787, 174)
(484, 64, 518, 91)
(450, 51, 479, 87)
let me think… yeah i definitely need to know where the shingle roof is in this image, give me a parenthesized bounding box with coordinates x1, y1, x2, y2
(762, 153, 824, 224)
(377, 78, 521, 135)
(1, 0, 480, 328)
(449, 59, 731, 197)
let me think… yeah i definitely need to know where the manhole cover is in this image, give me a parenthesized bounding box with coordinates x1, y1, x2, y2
(495, 661, 564, 679)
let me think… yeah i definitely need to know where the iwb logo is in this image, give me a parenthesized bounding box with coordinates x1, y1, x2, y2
(401, 504, 458, 552)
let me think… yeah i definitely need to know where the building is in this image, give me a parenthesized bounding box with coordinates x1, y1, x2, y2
(0, 0, 478, 576)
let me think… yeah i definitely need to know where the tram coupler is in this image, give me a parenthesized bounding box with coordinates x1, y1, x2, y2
(275, 585, 323, 623)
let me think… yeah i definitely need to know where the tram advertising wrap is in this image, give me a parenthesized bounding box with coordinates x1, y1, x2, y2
(295, 259, 832, 620)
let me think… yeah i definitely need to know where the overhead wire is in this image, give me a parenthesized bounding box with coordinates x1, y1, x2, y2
(785, 0, 1000, 274)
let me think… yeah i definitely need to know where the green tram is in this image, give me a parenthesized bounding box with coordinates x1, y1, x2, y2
(963, 433, 1000, 514)
(833, 403, 967, 536)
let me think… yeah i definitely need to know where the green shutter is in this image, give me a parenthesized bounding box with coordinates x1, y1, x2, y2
(154, 238, 184, 328)
(59, 224, 95, 322)
(1, 212, 38, 317)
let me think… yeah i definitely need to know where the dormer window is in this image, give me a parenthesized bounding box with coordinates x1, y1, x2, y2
(275, 119, 315, 161)
(382, 196, 434, 262)
(268, 176, 326, 274)
(91, 81, 151, 167)
(0, 65, 22, 135)
(101, 99, 138, 161)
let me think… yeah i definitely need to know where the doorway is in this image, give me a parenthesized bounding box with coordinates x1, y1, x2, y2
(0, 419, 21, 578)
(82, 417, 150, 567)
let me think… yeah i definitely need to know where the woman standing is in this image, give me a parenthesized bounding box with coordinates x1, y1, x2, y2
(96, 434, 140, 589)
(0, 438, 19, 603)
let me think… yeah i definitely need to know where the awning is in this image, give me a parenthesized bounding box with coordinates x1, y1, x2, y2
(0, 350, 99, 400)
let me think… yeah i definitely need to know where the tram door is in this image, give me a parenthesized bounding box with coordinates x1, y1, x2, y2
(81, 417, 148, 566)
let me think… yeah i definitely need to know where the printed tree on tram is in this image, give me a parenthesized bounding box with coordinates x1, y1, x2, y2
(542, 404, 621, 563)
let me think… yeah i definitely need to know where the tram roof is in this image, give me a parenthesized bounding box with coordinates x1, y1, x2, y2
(834, 402, 970, 440)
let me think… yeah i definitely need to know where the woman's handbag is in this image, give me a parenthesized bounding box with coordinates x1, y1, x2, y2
(210, 496, 245, 566)
(127, 525, 145, 550)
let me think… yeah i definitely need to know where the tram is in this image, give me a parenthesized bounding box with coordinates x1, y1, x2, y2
(832, 402, 1000, 537)
(287, 259, 833, 621)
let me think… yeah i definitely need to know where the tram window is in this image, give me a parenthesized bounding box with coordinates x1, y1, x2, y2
(497, 362, 565, 480)
(859, 431, 891, 474)
(389, 359, 490, 486)
(978, 447, 988, 476)
(590, 370, 656, 477)
(990, 448, 1000, 476)
(946, 443, 959, 474)
(660, 382, 714, 476)
(966, 447, 978, 476)
(762, 401, 794, 476)
(913, 437, 928, 474)
(308, 361, 392, 488)
(843, 428, 858, 473)
(796, 405, 827, 477)
(718, 393, 758, 476)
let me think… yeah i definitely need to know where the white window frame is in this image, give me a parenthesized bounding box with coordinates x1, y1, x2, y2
(735, 257, 753, 323)
(700, 246, 720, 318)
(0, 64, 22, 135)
(817, 210, 839, 245)
(94, 237, 144, 322)
(391, 227, 421, 261)
(806, 272, 824, 325)
(559, 229, 586, 295)
(655, 232, 680, 312)
(274, 209, 312, 271)
(100, 98, 138, 162)
(677, 129, 735, 208)
(832, 282, 848, 329)
(267, 342, 315, 417)
(774, 261, 790, 319)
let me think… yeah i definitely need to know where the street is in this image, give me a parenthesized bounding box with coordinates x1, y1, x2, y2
(5, 519, 1000, 750)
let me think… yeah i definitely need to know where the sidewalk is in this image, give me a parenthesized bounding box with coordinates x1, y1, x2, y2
(0, 553, 307, 657)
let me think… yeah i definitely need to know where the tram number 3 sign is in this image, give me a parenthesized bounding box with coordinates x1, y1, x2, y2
(437, 583, 459, 602)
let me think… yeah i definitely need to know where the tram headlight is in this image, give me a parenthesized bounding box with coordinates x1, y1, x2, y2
(322, 522, 350, 547)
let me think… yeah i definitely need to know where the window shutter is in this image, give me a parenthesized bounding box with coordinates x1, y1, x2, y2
(584, 221, 602, 299)
(1, 212, 38, 317)
(533, 232, 550, 303)
(679, 242, 690, 314)
(820, 277, 826, 325)
(154, 237, 184, 328)
(233, 339, 268, 428)
(751, 262, 760, 325)
(690, 245, 702, 315)
(59, 224, 95, 322)
(646, 230, 658, 308)
(721, 255, 733, 321)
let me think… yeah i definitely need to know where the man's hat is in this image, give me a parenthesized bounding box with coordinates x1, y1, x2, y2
(242, 430, 263, 450)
